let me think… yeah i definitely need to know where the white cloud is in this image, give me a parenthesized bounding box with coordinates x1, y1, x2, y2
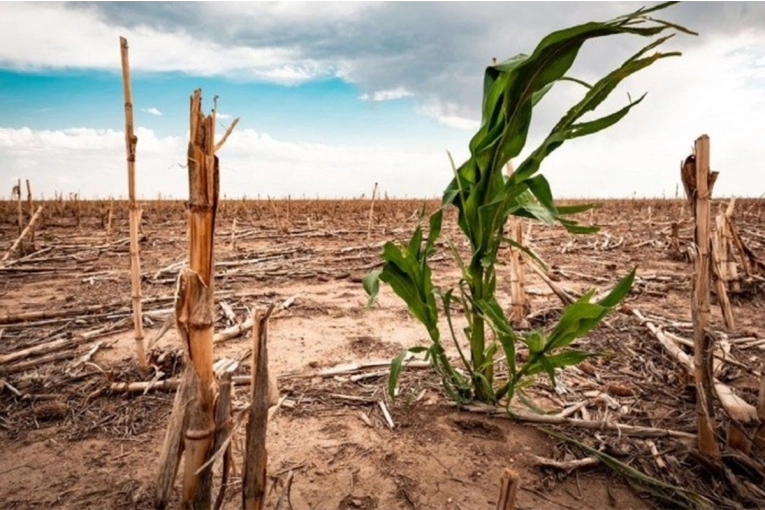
(142, 107, 162, 116)
(358, 87, 414, 102)
(0, 126, 453, 199)
(418, 102, 480, 131)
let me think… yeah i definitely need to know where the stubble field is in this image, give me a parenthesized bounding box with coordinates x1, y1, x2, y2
(1, 197, 764, 509)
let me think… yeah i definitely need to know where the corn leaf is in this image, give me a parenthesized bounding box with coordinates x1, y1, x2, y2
(362, 269, 382, 308)
(389, 346, 428, 400)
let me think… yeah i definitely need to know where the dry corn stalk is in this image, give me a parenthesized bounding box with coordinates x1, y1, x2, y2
(506, 162, 528, 328)
(681, 135, 720, 459)
(15, 178, 22, 235)
(177, 89, 220, 508)
(243, 306, 275, 510)
(1, 206, 43, 266)
(120, 36, 147, 368)
(367, 182, 378, 241)
(25, 180, 34, 245)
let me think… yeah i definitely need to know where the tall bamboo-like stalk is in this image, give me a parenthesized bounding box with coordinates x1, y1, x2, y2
(178, 89, 219, 508)
(120, 37, 147, 368)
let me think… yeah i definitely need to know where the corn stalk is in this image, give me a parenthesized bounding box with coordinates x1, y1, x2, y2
(178, 89, 219, 508)
(119, 36, 147, 368)
(365, 2, 693, 404)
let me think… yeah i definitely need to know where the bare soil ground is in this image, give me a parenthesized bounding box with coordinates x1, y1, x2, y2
(1, 198, 764, 509)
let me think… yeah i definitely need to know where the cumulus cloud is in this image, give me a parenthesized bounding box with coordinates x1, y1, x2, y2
(142, 107, 162, 116)
(0, 126, 456, 199)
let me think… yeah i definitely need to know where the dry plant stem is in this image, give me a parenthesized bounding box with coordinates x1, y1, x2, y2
(0, 299, 142, 325)
(531, 455, 599, 472)
(463, 404, 695, 439)
(758, 363, 765, 421)
(16, 178, 22, 235)
(120, 36, 147, 368)
(1, 206, 43, 265)
(686, 135, 721, 459)
(178, 89, 220, 509)
(506, 161, 528, 327)
(106, 198, 113, 237)
(508, 220, 528, 327)
(243, 306, 274, 510)
(710, 242, 735, 329)
(75, 194, 81, 229)
(527, 260, 575, 305)
(496, 468, 519, 510)
(723, 200, 739, 286)
(756, 364, 765, 449)
(154, 366, 194, 509)
(214, 117, 239, 153)
(111, 375, 253, 393)
(230, 218, 236, 251)
(366, 182, 378, 241)
(268, 196, 283, 233)
(632, 308, 758, 436)
(211, 371, 233, 510)
(25, 180, 34, 245)
(0, 325, 112, 367)
(726, 215, 752, 276)
(3, 350, 78, 375)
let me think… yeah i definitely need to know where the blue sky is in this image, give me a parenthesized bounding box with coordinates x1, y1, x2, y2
(1, 2, 764, 199)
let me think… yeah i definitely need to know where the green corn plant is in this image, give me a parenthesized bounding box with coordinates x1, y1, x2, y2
(364, 2, 694, 404)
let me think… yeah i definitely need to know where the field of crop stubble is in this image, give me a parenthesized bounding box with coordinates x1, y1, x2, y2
(1, 197, 764, 509)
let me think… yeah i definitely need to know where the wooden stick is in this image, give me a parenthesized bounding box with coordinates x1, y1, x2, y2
(154, 366, 194, 509)
(366, 182, 378, 241)
(120, 36, 147, 368)
(1, 206, 44, 265)
(496, 468, 519, 510)
(243, 306, 274, 510)
(684, 136, 720, 459)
